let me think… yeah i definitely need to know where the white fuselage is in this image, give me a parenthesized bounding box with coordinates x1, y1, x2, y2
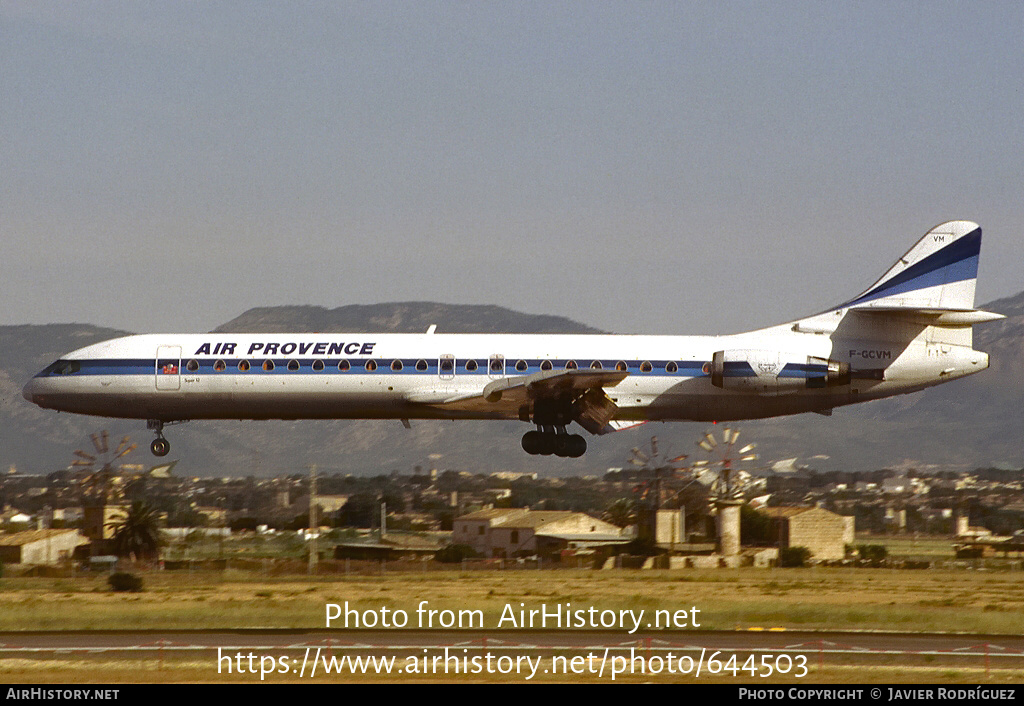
(21, 324, 987, 424)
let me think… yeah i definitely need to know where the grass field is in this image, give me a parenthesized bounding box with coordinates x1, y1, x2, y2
(2, 565, 1024, 633)
(4, 565, 1024, 683)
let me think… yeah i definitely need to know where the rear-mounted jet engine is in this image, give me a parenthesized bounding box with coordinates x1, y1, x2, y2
(710, 350, 851, 395)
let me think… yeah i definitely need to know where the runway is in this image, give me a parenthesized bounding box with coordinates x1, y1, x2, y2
(3, 628, 1023, 656)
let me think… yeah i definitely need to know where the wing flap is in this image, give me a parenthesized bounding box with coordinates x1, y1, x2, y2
(482, 368, 628, 404)
(407, 368, 630, 425)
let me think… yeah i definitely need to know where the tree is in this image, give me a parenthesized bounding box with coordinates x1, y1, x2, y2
(602, 498, 637, 529)
(740, 505, 773, 545)
(108, 501, 162, 561)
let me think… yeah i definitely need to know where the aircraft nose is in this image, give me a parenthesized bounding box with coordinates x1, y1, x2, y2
(22, 379, 36, 404)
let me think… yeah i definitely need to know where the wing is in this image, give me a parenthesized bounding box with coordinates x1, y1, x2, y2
(407, 368, 630, 434)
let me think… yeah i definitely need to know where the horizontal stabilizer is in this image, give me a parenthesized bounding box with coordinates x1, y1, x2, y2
(850, 306, 1005, 326)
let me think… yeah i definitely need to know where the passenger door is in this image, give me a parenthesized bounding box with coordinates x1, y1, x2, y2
(156, 345, 181, 391)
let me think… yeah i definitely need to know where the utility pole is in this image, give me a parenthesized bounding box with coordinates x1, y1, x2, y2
(308, 464, 318, 575)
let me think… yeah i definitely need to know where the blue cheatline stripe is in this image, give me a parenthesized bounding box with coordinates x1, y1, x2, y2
(779, 363, 829, 379)
(843, 228, 981, 307)
(722, 361, 757, 378)
(38, 357, 714, 378)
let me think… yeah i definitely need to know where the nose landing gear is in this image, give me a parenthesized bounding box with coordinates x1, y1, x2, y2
(147, 420, 171, 457)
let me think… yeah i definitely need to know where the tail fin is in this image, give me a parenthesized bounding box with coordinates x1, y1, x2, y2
(841, 220, 981, 310)
(791, 221, 1002, 337)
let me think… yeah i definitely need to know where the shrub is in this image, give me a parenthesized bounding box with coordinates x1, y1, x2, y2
(108, 572, 144, 592)
(433, 544, 480, 563)
(857, 544, 888, 562)
(955, 546, 985, 559)
(623, 536, 661, 557)
(778, 546, 812, 567)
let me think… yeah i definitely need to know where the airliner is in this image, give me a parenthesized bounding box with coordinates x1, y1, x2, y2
(23, 220, 1002, 459)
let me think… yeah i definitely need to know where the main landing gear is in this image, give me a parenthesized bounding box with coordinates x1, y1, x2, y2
(148, 419, 170, 457)
(520, 398, 587, 458)
(521, 427, 587, 458)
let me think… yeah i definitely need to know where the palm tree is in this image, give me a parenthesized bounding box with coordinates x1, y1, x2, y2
(108, 501, 162, 561)
(602, 498, 637, 529)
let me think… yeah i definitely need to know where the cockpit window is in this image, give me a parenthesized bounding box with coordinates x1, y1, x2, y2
(49, 360, 81, 375)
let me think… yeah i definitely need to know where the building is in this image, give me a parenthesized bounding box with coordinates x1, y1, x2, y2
(334, 533, 446, 561)
(761, 506, 855, 561)
(82, 504, 127, 541)
(452, 508, 627, 559)
(0, 529, 89, 565)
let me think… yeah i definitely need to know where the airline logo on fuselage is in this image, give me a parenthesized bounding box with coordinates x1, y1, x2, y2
(194, 341, 377, 356)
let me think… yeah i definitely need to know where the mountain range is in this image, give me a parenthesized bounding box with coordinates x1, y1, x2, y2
(2, 295, 1021, 477)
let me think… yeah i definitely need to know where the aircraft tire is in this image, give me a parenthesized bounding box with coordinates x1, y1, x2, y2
(553, 434, 572, 457)
(522, 431, 543, 455)
(537, 433, 556, 456)
(151, 438, 170, 457)
(567, 434, 587, 458)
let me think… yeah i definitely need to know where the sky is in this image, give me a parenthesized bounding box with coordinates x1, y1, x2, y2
(3, 2, 1023, 336)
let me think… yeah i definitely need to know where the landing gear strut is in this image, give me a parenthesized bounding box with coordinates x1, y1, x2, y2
(148, 420, 170, 457)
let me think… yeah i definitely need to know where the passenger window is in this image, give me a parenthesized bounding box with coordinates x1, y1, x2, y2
(441, 359, 454, 372)
(214, 360, 226, 372)
(590, 361, 603, 370)
(312, 360, 325, 372)
(365, 360, 377, 372)
(416, 359, 428, 372)
(338, 360, 351, 372)
(464, 359, 477, 372)
(391, 360, 403, 371)
(640, 361, 653, 372)
(565, 360, 578, 370)
(186, 359, 199, 372)
(616, 361, 628, 372)
(515, 360, 528, 372)
(540, 360, 553, 371)
(238, 360, 250, 372)
(666, 361, 678, 373)
(287, 359, 300, 372)
(263, 360, 275, 372)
